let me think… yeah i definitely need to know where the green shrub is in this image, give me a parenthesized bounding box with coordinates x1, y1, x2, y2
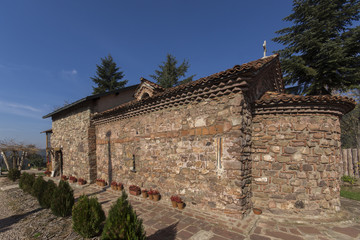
(341, 175, 357, 185)
(39, 180, 57, 209)
(32, 176, 47, 201)
(102, 191, 146, 240)
(51, 180, 74, 217)
(72, 195, 105, 238)
(19, 172, 35, 194)
(19, 172, 28, 190)
(7, 168, 21, 181)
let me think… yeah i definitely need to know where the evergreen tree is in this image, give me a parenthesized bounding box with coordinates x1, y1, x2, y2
(91, 54, 128, 94)
(341, 89, 360, 148)
(150, 54, 195, 88)
(273, 0, 360, 95)
(102, 191, 146, 240)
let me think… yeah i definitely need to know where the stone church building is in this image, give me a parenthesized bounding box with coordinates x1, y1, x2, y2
(43, 54, 355, 222)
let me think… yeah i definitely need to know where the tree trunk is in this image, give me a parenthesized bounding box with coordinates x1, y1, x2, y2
(348, 149, 354, 177)
(18, 151, 27, 170)
(0, 151, 10, 170)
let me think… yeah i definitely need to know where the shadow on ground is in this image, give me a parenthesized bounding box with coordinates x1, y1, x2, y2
(0, 208, 42, 233)
(147, 222, 178, 240)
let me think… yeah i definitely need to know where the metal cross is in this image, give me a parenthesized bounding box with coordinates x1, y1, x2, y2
(263, 40, 267, 58)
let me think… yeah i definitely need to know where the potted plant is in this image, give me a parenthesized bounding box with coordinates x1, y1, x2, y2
(99, 179, 106, 187)
(78, 178, 86, 185)
(253, 208, 262, 215)
(44, 170, 51, 177)
(170, 195, 181, 208)
(61, 175, 67, 181)
(129, 185, 141, 196)
(111, 181, 117, 190)
(117, 182, 123, 191)
(96, 179, 106, 186)
(148, 189, 160, 201)
(141, 189, 148, 198)
(69, 176, 77, 184)
(177, 199, 185, 210)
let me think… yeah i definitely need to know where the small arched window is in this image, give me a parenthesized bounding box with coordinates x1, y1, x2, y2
(141, 92, 150, 99)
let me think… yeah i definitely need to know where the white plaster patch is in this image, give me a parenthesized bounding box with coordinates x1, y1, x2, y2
(254, 177, 268, 183)
(195, 117, 206, 127)
(263, 154, 274, 162)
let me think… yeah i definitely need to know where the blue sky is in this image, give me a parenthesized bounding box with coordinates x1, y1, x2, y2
(0, 1, 293, 148)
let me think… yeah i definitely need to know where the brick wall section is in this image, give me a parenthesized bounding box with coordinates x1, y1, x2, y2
(251, 114, 342, 214)
(95, 92, 252, 218)
(51, 106, 93, 181)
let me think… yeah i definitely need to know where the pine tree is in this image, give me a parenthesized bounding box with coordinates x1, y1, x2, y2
(150, 54, 195, 88)
(273, 0, 360, 95)
(91, 54, 128, 94)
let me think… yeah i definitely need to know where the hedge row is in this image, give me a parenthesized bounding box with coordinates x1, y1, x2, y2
(18, 173, 146, 239)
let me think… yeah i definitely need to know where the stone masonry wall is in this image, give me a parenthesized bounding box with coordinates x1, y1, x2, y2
(95, 92, 253, 217)
(52, 106, 93, 181)
(251, 114, 342, 214)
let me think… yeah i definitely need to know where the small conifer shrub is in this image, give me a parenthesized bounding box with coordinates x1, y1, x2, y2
(19, 172, 28, 190)
(72, 195, 105, 238)
(32, 176, 47, 201)
(51, 180, 74, 217)
(7, 168, 21, 181)
(102, 191, 146, 240)
(39, 180, 57, 209)
(19, 172, 35, 194)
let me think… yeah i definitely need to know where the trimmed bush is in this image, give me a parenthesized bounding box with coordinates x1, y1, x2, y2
(7, 168, 21, 181)
(32, 176, 47, 201)
(51, 180, 74, 217)
(72, 195, 105, 238)
(19, 172, 28, 190)
(19, 172, 35, 194)
(39, 180, 57, 209)
(102, 191, 146, 240)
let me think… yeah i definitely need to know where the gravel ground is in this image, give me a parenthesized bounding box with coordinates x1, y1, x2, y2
(0, 176, 90, 240)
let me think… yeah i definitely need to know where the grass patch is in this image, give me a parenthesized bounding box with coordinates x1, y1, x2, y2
(340, 186, 360, 201)
(32, 232, 41, 238)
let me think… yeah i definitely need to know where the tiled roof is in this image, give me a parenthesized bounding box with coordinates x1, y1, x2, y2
(42, 84, 139, 119)
(254, 91, 356, 115)
(93, 54, 281, 122)
(139, 77, 164, 91)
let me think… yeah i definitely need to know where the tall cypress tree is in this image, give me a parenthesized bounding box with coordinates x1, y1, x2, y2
(273, 0, 360, 95)
(150, 54, 195, 88)
(91, 54, 128, 94)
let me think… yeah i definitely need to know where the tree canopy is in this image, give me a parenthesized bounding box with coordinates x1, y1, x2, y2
(273, 0, 360, 95)
(91, 54, 128, 94)
(341, 89, 360, 148)
(150, 54, 195, 88)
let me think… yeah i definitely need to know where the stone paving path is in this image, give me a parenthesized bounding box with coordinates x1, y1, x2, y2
(1, 172, 360, 240)
(68, 180, 360, 240)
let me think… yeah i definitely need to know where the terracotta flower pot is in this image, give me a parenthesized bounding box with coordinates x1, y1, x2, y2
(148, 194, 154, 200)
(152, 194, 160, 201)
(253, 208, 262, 215)
(117, 185, 123, 191)
(111, 185, 116, 190)
(78, 181, 85, 185)
(142, 192, 148, 198)
(177, 202, 185, 210)
(171, 201, 177, 208)
(69, 180, 76, 184)
(129, 190, 140, 196)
